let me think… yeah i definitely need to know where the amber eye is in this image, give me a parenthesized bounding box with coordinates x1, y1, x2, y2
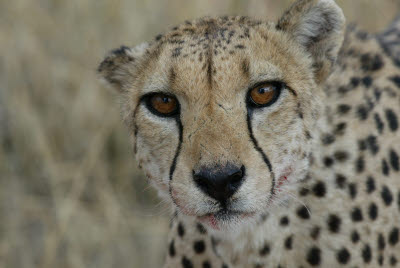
(248, 82, 281, 107)
(147, 93, 179, 116)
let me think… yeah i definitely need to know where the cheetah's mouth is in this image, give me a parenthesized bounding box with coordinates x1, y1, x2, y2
(195, 172, 292, 230)
(197, 210, 256, 230)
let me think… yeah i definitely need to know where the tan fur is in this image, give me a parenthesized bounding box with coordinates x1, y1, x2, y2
(99, 0, 400, 267)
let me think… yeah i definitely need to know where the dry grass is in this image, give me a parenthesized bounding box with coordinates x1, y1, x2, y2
(0, 0, 398, 267)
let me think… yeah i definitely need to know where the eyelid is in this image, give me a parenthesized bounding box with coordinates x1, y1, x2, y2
(248, 80, 285, 91)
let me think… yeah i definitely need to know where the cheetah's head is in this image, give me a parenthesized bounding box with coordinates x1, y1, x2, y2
(98, 0, 345, 231)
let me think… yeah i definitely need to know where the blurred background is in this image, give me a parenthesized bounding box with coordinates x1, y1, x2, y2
(0, 0, 399, 267)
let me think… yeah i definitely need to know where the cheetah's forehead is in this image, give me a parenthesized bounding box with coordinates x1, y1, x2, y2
(141, 16, 309, 99)
(154, 16, 272, 55)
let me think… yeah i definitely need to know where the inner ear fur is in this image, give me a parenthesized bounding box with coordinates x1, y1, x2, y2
(277, 0, 345, 84)
(98, 43, 149, 92)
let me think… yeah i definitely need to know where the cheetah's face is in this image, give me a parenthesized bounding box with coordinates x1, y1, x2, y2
(99, 0, 345, 231)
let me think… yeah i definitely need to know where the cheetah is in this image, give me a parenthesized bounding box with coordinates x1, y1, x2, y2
(98, 0, 400, 267)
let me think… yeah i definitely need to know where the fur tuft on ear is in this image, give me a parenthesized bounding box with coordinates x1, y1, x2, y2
(97, 43, 149, 92)
(277, 0, 345, 83)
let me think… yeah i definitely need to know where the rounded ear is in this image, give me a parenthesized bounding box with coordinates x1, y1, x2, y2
(276, 0, 345, 84)
(97, 42, 149, 92)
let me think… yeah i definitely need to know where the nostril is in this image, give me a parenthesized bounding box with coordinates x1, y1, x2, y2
(193, 164, 246, 202)
(229, 166, 245, 184)
(193, 171, 209, 192)
(195, 177, 209, 190)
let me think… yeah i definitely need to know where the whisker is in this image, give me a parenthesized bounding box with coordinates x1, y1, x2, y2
(278, 188, 312, 216)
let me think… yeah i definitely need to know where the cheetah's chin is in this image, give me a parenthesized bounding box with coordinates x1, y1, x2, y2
(197, 210, 256, 230)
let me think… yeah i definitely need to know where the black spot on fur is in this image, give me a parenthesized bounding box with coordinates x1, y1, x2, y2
(196, 223, 207, 234)
(336, 248, 351, 264)
(348, 183, 357, 199)
(169, 240, 176, 257)
(337, 104, 351, 114)
(366, 135, 379, 155)
(182, 256, 193, 268)
(368, 202, 378, 220)
(385, 109, 398, 132)
(351, 207, 363, 222)
(284, 235, 293, 250)
(398, 191, 400, 212)
(322, 134, 335, 145)
(334, 151, 349, 162)
(374, 113, 385, 134)
(381, 186, 393, 206)
(390, 256, 398, 266)
(305, 130, 312, 140)
(360, 53, 384, 71)
(202, 261, 211, 268)
(327, 214, 341, 233)
(280, 216, 289, 226)
(382, 159, 390, 176)
(323, 156, 334, 167)
(306, 247, 321, 266)
(194, 240, 206, 254)
(358, 139, 367, 151)
(172, 47, 183, 57)
(259, 243, 270, 256)
(378, 233, 385, 250)
(310, 226, 320, 240)
(299, 188, 309, 196)
(362, 244, 372, 263)
(350, 77, 360, 87)
(155, 34, 163, 41)
(374, 88, 382, 101)
(390, 149, 400, 171)
(362, 76, 373, 87)
(297, 206, 310, 219)
(334, 122, 347, 135)
(378, 255, 384, 266)
(389, 75, 400, 88)
(178, 222, 185, 237)
(366, 176, 376, 193)
(352, 230, 360, 243)
(355, 156, 365, 173)
(338, 86, 349, 94)
(312, 181, 326, 197)
(335, 174, 347, 189)
(357, 105, 369, 120)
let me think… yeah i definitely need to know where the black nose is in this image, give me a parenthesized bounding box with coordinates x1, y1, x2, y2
(193, 164, 245, 204)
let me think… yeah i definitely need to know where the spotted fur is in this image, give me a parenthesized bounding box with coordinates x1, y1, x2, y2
(98, 0, 400, 267)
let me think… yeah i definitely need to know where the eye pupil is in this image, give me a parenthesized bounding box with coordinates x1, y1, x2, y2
(258, 87, 270, 94)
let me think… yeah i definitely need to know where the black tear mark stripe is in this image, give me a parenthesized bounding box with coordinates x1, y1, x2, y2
(246, 110, 276, 195)
(169, 117, 184, 182)
(132, 104, 141, 154)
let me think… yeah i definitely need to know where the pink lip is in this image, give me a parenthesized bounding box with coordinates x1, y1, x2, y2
(198, 211, 256, 230)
